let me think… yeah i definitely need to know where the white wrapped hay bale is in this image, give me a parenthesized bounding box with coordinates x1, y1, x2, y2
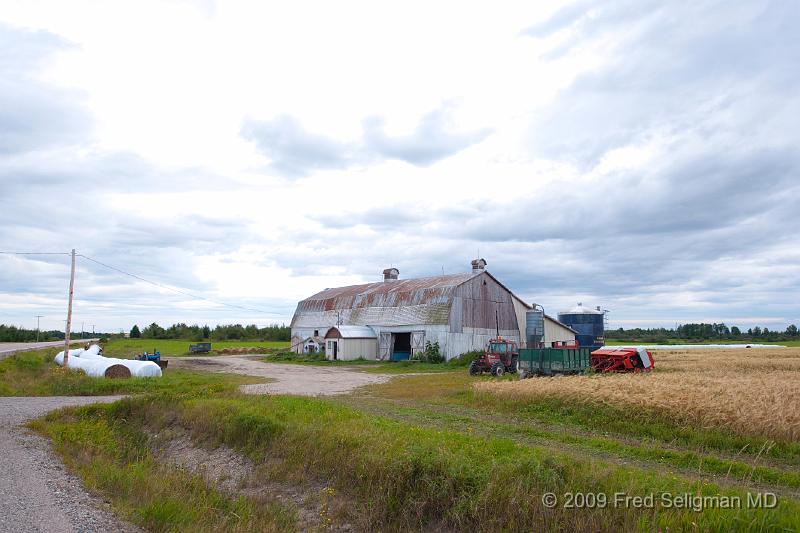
(54, 348, 161, 378)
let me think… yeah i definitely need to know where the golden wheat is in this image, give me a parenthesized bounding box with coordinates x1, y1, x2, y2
(475, 348, 800, 441)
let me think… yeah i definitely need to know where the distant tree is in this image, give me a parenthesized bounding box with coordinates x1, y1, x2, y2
(129, 325, 141, 338)
(142, 322, 166, 339)
(730, 326, 741, 337)
(786, 324, 798, 336)
(202, 325, 211, 338)
(752, 326, 762, 337)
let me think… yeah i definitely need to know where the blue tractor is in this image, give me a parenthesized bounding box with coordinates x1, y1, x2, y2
(136, 349, 168, 369)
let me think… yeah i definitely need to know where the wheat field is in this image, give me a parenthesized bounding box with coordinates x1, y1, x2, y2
(475, 348, 800, 441)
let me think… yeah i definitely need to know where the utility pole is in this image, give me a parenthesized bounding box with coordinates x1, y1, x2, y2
(91, 324, 95, 338)
(63, 249, 76, 369)
(81, 321, 85, 340)
(35, 315, 43, 342)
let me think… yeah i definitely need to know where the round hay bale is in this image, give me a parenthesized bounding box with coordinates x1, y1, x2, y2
(104, 364, 132, 379)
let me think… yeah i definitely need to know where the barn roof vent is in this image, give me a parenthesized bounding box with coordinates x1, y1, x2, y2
(382, 268, 399, 281)
(471, 258, 487, 273)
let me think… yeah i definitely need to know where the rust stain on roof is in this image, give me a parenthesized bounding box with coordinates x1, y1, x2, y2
(297, 273, 477, 312)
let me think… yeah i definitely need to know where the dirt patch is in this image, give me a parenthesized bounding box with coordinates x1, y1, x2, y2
(172, 355, 392, 396)
(152, 432, 352, 531)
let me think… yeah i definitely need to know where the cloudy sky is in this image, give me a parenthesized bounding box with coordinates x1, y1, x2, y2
(1, 0, 797, 333)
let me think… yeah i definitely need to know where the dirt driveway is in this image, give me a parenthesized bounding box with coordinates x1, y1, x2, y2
(173, 355, 392, 395)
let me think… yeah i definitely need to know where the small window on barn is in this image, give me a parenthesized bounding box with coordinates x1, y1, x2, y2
(314, 329, 319, 336)
(483, 280, 487, 286)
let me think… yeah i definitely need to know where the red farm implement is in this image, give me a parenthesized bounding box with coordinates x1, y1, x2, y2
(590, 347, 654, 373)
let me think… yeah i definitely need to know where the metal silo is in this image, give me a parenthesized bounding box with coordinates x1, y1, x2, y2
(557, 303, 605, 351)
(525, 309, 544, 348)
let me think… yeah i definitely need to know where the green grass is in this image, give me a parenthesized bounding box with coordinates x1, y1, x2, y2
(35, 393, 800, 532)
(366, 373, 800, 463)
(0, 348, 264, 396)
(102, 338, 289, 358)
(27, 346, 800, 531)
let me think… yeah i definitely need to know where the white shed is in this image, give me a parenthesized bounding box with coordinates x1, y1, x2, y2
(324, 326, 378, 361)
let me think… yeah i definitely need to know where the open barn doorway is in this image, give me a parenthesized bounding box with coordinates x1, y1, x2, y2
(391, 332, 411, 361)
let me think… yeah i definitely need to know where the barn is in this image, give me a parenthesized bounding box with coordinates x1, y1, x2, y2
(290, 259, 576, 361)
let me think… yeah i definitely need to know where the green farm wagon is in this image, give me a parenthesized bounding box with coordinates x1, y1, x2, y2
(517, 348, 590, 378)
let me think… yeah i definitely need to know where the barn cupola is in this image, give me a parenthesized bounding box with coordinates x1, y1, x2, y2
(471, 258, 487, 273)
(383, 268, 399, 281)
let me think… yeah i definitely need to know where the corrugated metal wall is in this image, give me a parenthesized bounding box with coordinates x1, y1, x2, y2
(544, 317, 576, 344)
(335, 338, 378, 360)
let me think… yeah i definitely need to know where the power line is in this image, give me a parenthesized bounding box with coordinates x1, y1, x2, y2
(76, 254, 282, 316)
(0, 251, 70, 255)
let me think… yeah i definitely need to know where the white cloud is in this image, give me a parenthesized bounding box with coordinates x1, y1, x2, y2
(0, 1, 798, 332)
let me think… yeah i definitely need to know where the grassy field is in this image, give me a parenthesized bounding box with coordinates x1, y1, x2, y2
(605, 338, 800, 347)
(27, 346, 800, 532)
(0, 347, 265, 396)
(477, 347, 800, 441)
(102, 338, 289, 358)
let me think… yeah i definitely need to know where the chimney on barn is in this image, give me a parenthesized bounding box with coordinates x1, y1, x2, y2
(471, 258, 487, 274)
(383, 267, 399, 282)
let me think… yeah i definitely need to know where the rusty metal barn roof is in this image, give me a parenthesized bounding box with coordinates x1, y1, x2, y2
(297, 272, 479, 312)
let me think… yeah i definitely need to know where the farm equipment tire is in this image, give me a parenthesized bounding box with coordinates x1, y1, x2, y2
(469, 361, 482, 376)
(508, 358, 518, 374)
(491, 361, 505, 377)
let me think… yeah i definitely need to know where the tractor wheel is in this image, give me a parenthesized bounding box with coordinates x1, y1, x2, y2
(469, 361, 481, 376)
(508, 358, 518, 374)
(491, 361, 505, 377)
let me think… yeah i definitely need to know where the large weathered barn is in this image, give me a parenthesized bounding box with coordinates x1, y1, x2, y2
(290, 259, 575, 361)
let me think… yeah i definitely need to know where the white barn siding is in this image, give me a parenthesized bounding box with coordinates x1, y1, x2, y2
(334, 338, 378, 360)
(511, 296, 530, 347)
(544, 316, 575, 345)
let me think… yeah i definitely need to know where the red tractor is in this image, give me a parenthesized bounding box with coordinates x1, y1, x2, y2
(469, 337, 519, 376)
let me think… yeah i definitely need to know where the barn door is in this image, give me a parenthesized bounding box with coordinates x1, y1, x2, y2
(411, 331, 425, 358)
(379, 332, 392, 360)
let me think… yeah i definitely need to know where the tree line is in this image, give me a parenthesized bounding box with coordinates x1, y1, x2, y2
(610, 323, 799, 343)
(129, 322, 291, 342)
(0, 324, 61, 342)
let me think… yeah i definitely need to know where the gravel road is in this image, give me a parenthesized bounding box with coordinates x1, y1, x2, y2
(0, 396, 141, 533)
(172, 356, 392, 395)
(0, 340, 98, 360)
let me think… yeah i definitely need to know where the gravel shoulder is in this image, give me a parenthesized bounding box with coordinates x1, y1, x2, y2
(0, 396, 141, 533)
(172, 355, 392, 395)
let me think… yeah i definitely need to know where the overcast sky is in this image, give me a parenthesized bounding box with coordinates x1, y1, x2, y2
(1, 1, 798, 333)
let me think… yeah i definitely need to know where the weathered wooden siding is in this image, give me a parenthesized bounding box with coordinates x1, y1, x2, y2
(451, 273, 519, 333)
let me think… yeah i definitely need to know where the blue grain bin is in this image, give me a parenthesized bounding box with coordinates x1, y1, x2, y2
(525, 309, 545, 348)
(557, 303, 605, 351)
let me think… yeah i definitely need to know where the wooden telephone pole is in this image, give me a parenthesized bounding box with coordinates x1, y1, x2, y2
(63, 249, 76, 368)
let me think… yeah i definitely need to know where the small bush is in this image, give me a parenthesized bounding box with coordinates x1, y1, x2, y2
(413, 341, 444, 363)
(448, 350, 482, 367)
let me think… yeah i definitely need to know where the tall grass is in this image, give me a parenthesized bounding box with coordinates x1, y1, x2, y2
(37, 394, 800, 532)
(30, 406, 297, 532)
